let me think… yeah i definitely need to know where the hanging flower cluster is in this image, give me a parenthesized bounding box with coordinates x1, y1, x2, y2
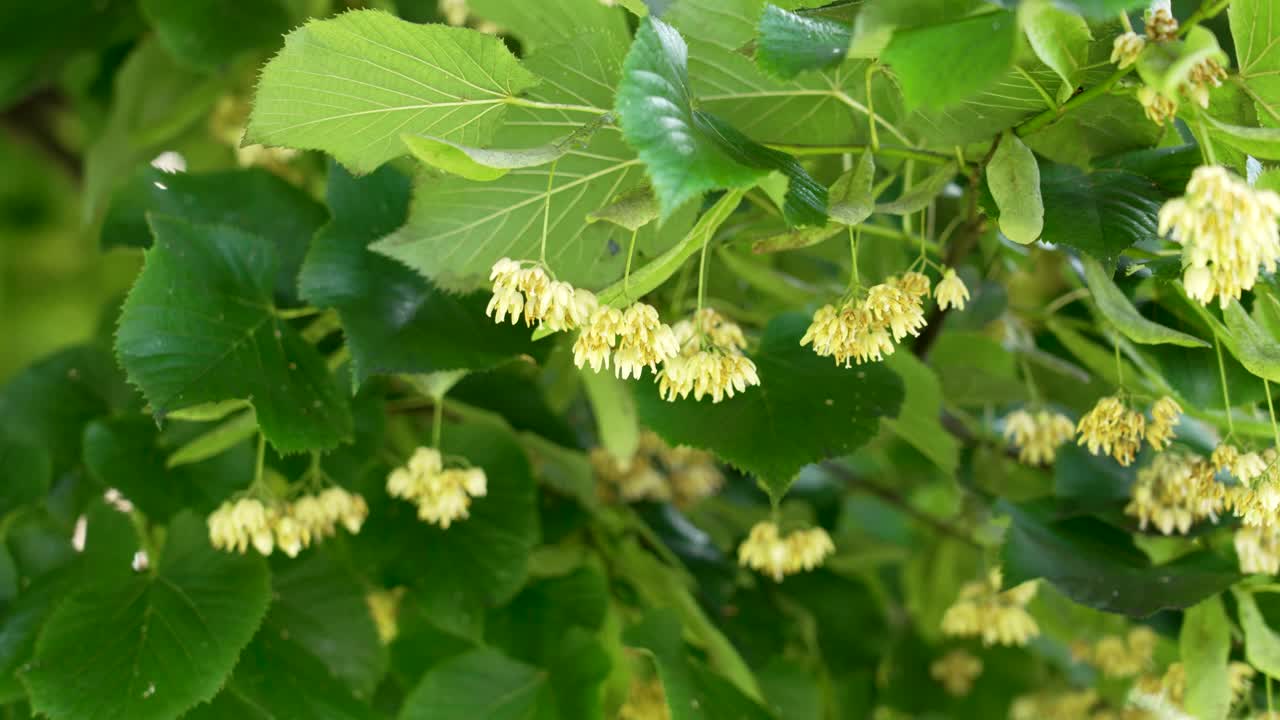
(591, 430, 723, 507)
(1002, 409, 1076, 465)
(940, 568, 1039, 647)
(1072, 627, 1158, 679)
(486, 258, 597, 331)
(930, 650, 983, 697)
(573, 301, 680, 378)
(1116, 4, 1229, 125)
(387, 446, 488, 529)
(1125, 450, 1225, 534)
(1235, 525, 1280, 575)
(736, 521, 834, 582)
(802, 269, 967, 367)
(208, 487, 368, 557)
(658, 308, 760, 403)
(1158, 166, 1280, 308)
(1009, 690, 1104, 720)
(1077, 395, 1182, 466)
(1131, 661, 1255, 716)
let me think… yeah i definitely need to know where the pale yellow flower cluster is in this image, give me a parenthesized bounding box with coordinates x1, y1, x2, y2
(208, 488, 368, 558)
(1145, 5, 1178, 41)
(1137, 86, 1179, 126)
(1073, 627, 1158, 679)
(1235, 525, 1280, 575)
(387, 447, 487, 529)
(737, 521, 835, 582)
(1159, 166, 1280, 307)
(930, 650, 983, 697)
(1009, 690, 1103, 720)
(1002, 409, 1076, 465)
(573, 302, 680, 379)
(1110, 32, 1145, 68)
(940, 569, 1039, 647)
(590, 431, 724, 507)
(1076, 396, 1146, 466)
(801, 272, 949, 367)
(1145, 396, 1182, 450)
(1125, 450, 1225, 534)
(935, 268, 970, 311)
(486, 258, 597, 331)
(1134, 661, 1254, 712)
(658, 309, 760, 403)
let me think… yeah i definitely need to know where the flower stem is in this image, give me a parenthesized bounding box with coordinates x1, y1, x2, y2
(539, 160, 558, 266)
(1215, 335, 1235, 436)
(624, 229, 637, 297)
(432, 396, 444, 450)
(1266, 379, 1280, 449)
(865, 64, 880, 151)
(848, 227, 861, 291)
(696, 230, 711, 318)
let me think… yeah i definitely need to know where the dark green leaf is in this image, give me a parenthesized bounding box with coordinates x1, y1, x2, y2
(881, 10, 1018, 111)
(263, 551, 387, 696)
(0, 434, 50, 514)
(881, 353, 958, 475)
(140, 0, 291, 71)
(117, 216, 353, 452)
(1081, 256, 1208, 347)
(247, 10, 541, 173)
(1001, 499, 1240, 617)
(756, 4, 851, 79)
(101, 167, 329, 304)
(616, 17, 825, 225)
(1038, 164, 1163, 264)
(22, 513, 271, 720)
(1052, 0, 1144, 17)
(624, 610, 773, 720)
(399, 648, 551, 720)
(298, 164, 540, 385)
(636, 313, 903, 495)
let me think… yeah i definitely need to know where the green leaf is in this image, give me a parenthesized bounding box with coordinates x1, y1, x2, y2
(247, 10, 542, 173)
(0, 434, 50, 515)
(1081, 256, 1208, 348)
(82, 417, 249, 520)
(636, 313, 903, 494)
(1001, 500, 1240, 617)
(756, 4, 851, 79)
(263, 551, 387, 696)
(1230, 0, 1280, 126)
(116, 216, 353, 453)
(881, 353, 958, 476)
(827, 151, 875, 226)
(0, 346, 128, 475)
(986, 134, 1043, 245)
(1180, 595, 1231, 720)
(165, 411, 259, 469)
(140, 0, 291, 71)
(399, 648, 551, 720)
(101, 167, 329, 304)
(373, 32, 664, 291)
(875, 162, 957, 216)
(1038, 164, 1163, 264)
(929, 332, 1026, 407)
(1222, 300, 1280, 383)
(299, 164, 539, 384)
(402, 134, 570, 182)
(21, 513, 271, 720)
(1202, 114, 1280, 161)
(1233, 588, 1280, 679)
(185, 633, 380, 720)
(616, 17, 825, 225)
(623, 610, 773, 720)
(1021, 0, 1092, 101)
(881, 10, 1018, 111)
(466, 0, 630, 56)
(1052, 0, 1145, 17)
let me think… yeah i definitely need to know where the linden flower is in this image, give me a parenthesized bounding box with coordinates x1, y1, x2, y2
(1145, 3, 1178, 41)
(614, 303, 680, 380)
(1138, 85, 1178, 126)
(1002, 409, 1075, 465)
(1158, 166, 1280, 308)
(1235, 451, 1269, 484)
(387, 447, 488, 529)
(209, 498, 275, 555)
(1126, 451, 1223, 534)
(208, 488, 367, 558)
(1110, 31, 1145, 68)
(591, 447, 671, 503)
(1090, 627, 1157, 679)
(737, 522, 834, 581)
(485, 258, 595, 332)
(658, 310, 759, 403)
(801, 280, 931, 367)
(1077, 395, 1146, 466)
(1236, 525, 1280, 574)
(930, 650, 983, 697)
(1145, 396, 1182, 450)
(572, 305, 623, 372)
(934, 267, 970, 311)
(940, 569, 1039, 647)
(894, 271, 931, 298)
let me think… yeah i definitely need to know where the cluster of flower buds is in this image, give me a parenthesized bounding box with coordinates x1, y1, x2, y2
(573, 301, 680, 378)
(940, 568, 1039, 647)
(930, 650, 983, 697)
(208, 487, 368, 557)
(486, 258, 597, 332)
(387, 446, 488, 529)
(658, 308, 760, 403)
(1002, 409, 1076, 465)
(591, 430, 723, 507)
(736, 521, 834, 582)
(1071, 627, 1158, 679)
(1077, 395, 1182, 466)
